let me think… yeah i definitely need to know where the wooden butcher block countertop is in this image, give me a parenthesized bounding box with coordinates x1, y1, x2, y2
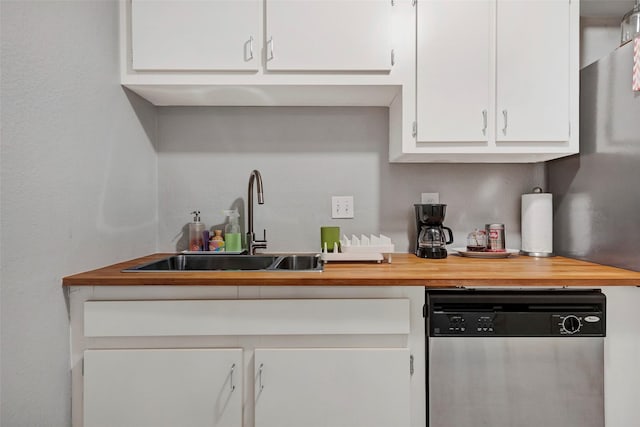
(62, 253, 640, 287)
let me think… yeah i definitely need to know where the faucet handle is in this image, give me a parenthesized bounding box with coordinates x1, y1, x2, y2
(250, 229, 267, 254)
(256, 229, 267, 243)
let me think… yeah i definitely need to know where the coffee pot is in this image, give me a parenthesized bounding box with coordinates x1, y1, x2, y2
(414, 204, 454, 259)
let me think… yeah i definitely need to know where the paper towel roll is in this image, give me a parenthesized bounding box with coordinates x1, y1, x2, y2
(521, 192, 553, 256)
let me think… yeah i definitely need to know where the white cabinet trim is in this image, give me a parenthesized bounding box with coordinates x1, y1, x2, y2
(84, 298, 411, 337)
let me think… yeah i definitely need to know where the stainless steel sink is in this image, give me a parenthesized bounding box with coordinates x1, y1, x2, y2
(271, 254, 322, 271)
(124, 254, 323, 272)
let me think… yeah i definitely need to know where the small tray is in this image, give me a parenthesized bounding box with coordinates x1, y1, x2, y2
(451, 248, 520, 258)
(321, 252, 385, 263)
(181, 250, 246, 255)
(341, 244, 395, 254)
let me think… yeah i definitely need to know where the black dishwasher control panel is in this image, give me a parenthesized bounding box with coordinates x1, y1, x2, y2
(427, 289, 606, 337)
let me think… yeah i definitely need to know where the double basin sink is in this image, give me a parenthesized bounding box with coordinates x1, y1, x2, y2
(124, 254, 323, 272)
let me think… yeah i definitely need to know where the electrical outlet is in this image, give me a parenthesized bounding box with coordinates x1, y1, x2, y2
(331, 196, 354, 218)
(421, 192, 440, 204)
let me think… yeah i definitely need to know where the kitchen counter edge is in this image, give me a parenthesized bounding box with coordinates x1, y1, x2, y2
(61, 253, 640, 287)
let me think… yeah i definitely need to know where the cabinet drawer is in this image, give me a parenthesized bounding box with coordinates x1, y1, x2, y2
(84, 299, 410, 337)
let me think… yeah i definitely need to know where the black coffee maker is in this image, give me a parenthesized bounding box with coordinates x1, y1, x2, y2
(414, 204, 454, 259)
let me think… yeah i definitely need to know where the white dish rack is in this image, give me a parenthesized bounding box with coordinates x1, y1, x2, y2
(321, 234, 395, 263)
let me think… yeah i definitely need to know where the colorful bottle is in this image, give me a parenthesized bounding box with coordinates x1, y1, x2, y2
(202, 230, 210, 251)
(210, 230, 225, 252)
(223, 209, 242, 252)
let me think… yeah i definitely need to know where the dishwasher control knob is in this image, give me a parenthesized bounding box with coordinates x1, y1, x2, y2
(561, 315, 581, 334)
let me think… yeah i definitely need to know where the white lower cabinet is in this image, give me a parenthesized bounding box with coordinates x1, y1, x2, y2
(83, 348, 243, 427)
(254, 348, 410, 427)
(70, 288, 422, 427)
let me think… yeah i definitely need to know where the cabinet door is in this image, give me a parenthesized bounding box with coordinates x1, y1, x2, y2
(417, 0, 492, 142)
(496, 0, 570, 141)
(254, 348, 410, 427)
(84, 349, 242, 427)
(265, 0, 392, 71)
(131, 0, 259, 71)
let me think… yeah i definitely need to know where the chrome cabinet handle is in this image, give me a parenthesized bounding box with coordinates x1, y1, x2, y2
(267, 37, 274, 61)
(482, 110, 487, 135)
(248, 36, 254, 60)
(258, 363, 264, 390)
(230, 363, 236, 392)
(502, 110, 508, 135)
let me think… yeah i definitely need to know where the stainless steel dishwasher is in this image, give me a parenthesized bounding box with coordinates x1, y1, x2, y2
(426, 289, 606, 427)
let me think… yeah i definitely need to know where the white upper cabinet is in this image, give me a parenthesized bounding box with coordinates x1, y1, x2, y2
(129, 0, 393, 73)
(121, 0, 408, 107)
(496, 0, 570, 142)
(403, 0, 579, 162)
(123, 0, 578, 163)
(417, 0, 492, 142)
(131, 0, 259, 71)
(265, 0, 393, 71)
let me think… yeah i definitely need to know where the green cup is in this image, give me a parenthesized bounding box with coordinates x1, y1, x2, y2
(320, 226, 341, 252)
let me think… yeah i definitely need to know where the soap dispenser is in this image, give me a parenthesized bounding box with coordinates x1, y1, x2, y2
(223, 209, 243, 253)
(188, 210, 206, 251)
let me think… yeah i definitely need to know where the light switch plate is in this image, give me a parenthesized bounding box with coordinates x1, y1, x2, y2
(332, 196, 354, 218)
(421, 192, 440, 204)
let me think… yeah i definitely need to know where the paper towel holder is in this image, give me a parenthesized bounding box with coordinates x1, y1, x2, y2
(520, 187, 555, 258)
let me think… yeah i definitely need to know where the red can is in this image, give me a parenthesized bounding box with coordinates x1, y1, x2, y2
(485, 223, 506, 252)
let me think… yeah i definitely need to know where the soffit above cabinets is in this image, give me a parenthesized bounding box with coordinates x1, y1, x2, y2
(581, 0, 634, 18)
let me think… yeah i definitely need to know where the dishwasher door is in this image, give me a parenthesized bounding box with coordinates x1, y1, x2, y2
(429, 335, 604, 427)
(427, 289, 606, 427)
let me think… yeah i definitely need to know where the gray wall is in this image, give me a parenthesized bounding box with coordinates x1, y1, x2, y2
(158, 107, 545, 253)
(1, 1, 158, 425)
(580, 17, 623, 68)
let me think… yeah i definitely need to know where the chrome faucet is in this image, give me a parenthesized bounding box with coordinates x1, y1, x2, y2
(247, 169, 267, 254)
